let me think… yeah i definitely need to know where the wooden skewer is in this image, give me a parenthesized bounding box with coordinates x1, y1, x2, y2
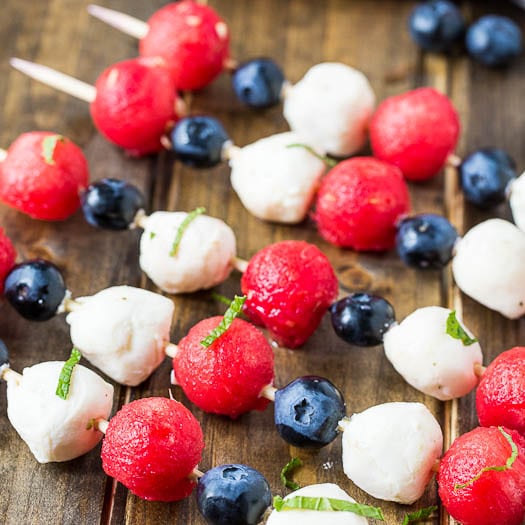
(260, 384, 277, 402)
(0, 149, 7, 162)
(473, 362, 486, 378)
(446, 153, 462, 168)
(232, 256, 248, 273)
(93, 418, 109, 434)
(165, 343, 179, 359)
(87, 5, 149, 40)
(0, 366, 22, 384)
(188, 467, 205, 481)
(10, 58, 96, 103)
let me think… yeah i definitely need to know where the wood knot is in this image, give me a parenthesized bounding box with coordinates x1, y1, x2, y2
(337, 264, 373, 291)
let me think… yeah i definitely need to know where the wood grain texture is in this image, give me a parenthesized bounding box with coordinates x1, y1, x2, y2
(0, 1, 523, 524)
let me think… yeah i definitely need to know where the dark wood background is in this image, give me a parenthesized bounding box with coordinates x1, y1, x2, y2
(0, 1, 524, 523)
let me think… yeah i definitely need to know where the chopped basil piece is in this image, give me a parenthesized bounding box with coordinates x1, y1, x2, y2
(446, 311, 478, 346)
(56, 348, 82, 400)
(273, 495, 384, 520)
(200, 295, 246, 348)
(455, 427, 518, 490)
(149, 231, 156, 240)
(42, 134, 64, 165)
(402, 506, 438, 524)
(280, 457, 302, 490)
(170, 207, 206, 256)
(286, 143, 338, 168)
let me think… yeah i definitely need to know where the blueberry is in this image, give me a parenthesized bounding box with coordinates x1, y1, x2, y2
(396, 214, 459, 269)
(232, 58, 285, 109)
(197, 464, 271, 525)
(4, 259, 66, 321)
(170, 116, 230, 168)
(0, 339, 9, 369)
(459, 148, 517, 208)
(466, 15, 522, 67)
(274, 376, 346, 448)
(408, 0, 466, 53)
(81, 178, 145, 230)
(330, 293, 396, 346)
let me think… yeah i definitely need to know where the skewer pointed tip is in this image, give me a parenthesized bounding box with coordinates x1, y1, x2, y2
(87, 4, 149, 40)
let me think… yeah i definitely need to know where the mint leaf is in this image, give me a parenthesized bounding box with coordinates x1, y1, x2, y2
(286, 143, 337, 168)
(42, 134, 64, 165)
(56, 348, 82, 400)
(200, 295, 246, 348)
(402, 506, 438, 525)
(149, 231, 156, 240)
(280, 457, 302, 490)
(273, 495, 384, 520)
(170, 207, 206, 256)
(454, 427, 518, 490)
(446, 311, 478, 346)
(210, 291, 233, 307)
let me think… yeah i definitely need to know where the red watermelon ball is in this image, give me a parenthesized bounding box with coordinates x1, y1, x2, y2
(437, 426, 525, 525)
(315, 157, 410, 251)
(241, 240, 338, 349)
(0, 227, 16, 293)
(101, 397, 204, 501)
(90, 57, 180, 157)
(173, 317, 274, 418)
(0, 132, 88, 221)
(477, 347, 525, 436)
(140, 1, 230, 91)
(370, 87, 460, 181)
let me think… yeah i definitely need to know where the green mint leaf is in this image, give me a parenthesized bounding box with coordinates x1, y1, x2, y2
(454, 427, 518, 490)
(56, 348, 82, 400)
(280, 457, 302, 490)
(210, 291, 233, 307)
(286, 143, 338, 168)
(446, 311, 478, 346)
(149, 232, 156, 240)
(272, 495, 384, 520)
(170, 207, 206, 256)
(402, 506, 438, 525)
(42, 134, 65, 165)
(200, 295, 246, 348)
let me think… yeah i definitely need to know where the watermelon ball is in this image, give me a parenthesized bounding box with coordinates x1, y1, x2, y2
(241, 240, 338, 349)
(437, 426, 525, 525)
(0, 227, 16, 294)
(90, 57, 182, 157)
(0, 132, 89, 221)
(370, 87, 460, 181)
(173, 317, 274, 419)
(139, 1, 230, 91)
(101, 397, 204, 502)
(477, 347, 525, 436)
(314, 157, 410, 251)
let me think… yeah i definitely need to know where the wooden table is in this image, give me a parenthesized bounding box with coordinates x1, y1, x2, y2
(0, 1, 523, 523)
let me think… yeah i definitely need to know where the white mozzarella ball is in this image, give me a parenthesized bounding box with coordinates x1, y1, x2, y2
(340, 402, 443, 504)
(509, 171, 525, 232)
(139, 211, 236, 294)
(266, 483, 369, 525)
(66, 286, 174, 386)
(452, 219, 525, 319)
(230, 132, 326, 224)
(383, 306, 482, 400)
(283, 62, 375, 157)
(7, 361, 113, 463)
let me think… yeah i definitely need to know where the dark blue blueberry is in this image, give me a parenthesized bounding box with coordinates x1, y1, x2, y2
(197, 464, 271, 525)
(0, 339, 9, 369)
(466, 15, 522, 67)
(81, 178, 145, 230)
(459, 148, 517, 208)
(408, 0, 466, 53)
(396, 214, 458, 269)
(170, 116, 230, 168)
(4, 259, 66, 321)
(232, 58, 285, 109)
(274, 376, 346, 448)
(330, 293, 396, 346)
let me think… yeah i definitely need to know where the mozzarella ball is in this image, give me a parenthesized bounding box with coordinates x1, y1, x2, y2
(7, 361, 113, 463)
(509, 171, 525, 232)
(139, 211, 236, 293)
(283, 62, 375, 157)
(452, 219, 525, 319)
(66, 286, 174, 386)
(266, 483, 368, 525)
(383, 306, 482, 400)
(340, 402, 443, 504)
(230, 132, 326, 223)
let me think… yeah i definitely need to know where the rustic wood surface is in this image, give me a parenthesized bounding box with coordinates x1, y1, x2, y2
(0, 1, 523, 524)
